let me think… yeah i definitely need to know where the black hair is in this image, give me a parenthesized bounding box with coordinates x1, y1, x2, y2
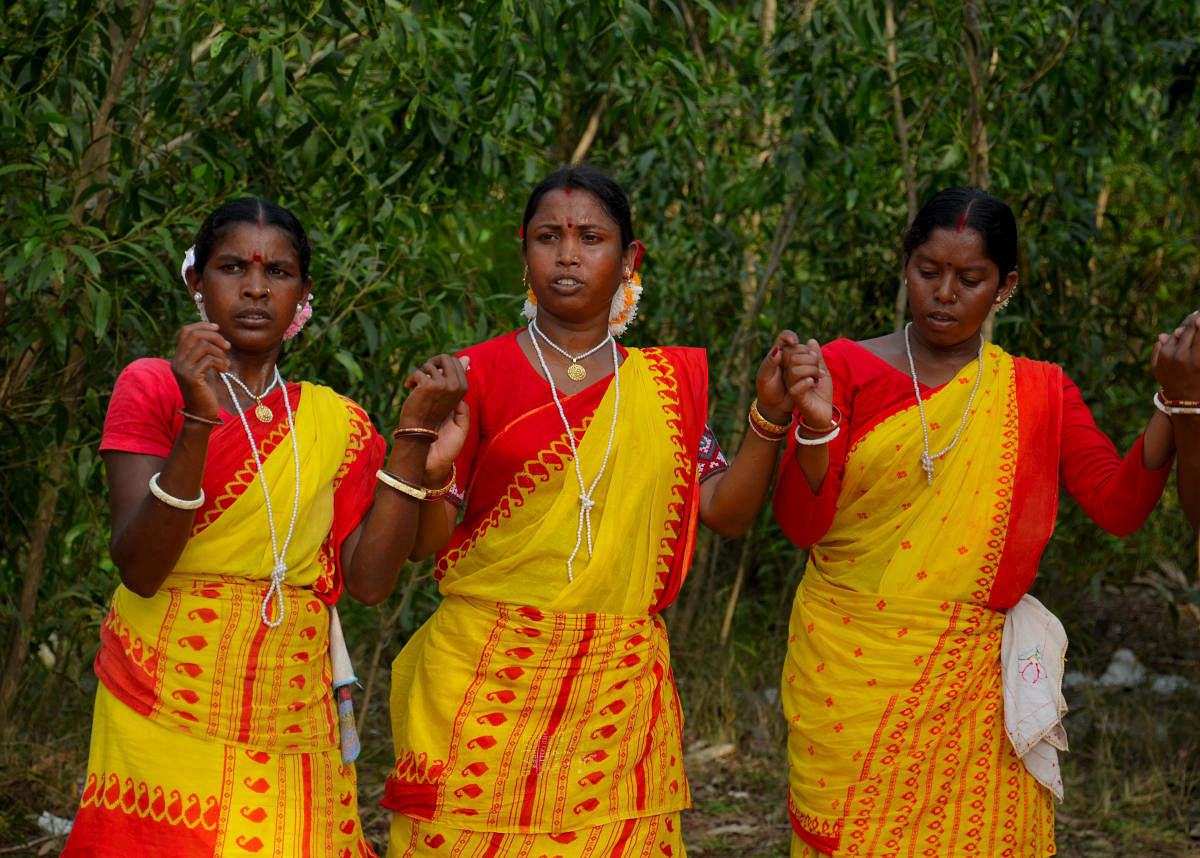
(902, 187, 1018, 275)
(191, 198, 312, 279)
(521, 165, 635, 249)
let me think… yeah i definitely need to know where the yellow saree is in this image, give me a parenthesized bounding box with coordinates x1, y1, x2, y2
(64, 362, 382, 858)
(780, 344, 1055, 857)
(383, 337, 709, 858)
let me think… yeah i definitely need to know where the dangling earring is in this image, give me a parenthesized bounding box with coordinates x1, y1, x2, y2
(608, 268, 643, 337)
(283, 293, 314, 340)
(193, 290, 209, 323)
(996, 282, 1017, 312)
(521, 266, 537, 322)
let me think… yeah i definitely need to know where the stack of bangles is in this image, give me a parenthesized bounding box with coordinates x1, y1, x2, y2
(1153, 389, 1200, 416)
(376, 426, 456, 501)
(748, 398, 843, 446)
(793, 405, 842, 446)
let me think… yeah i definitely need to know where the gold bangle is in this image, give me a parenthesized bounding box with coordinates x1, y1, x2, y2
(376, 468, 426, 500)
(421, 463, 457, 501)
(797, 405, 843, 437)
(392, 426, 439, 442)
(749, 398, 792, 436)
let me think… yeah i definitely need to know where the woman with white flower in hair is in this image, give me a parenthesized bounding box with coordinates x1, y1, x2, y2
(372, 165, 799, 857)
(63, 197, 468, 857)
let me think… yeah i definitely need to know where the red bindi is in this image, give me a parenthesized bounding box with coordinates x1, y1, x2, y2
(252, 251, 262, 262)
(567, 218, 574, 228)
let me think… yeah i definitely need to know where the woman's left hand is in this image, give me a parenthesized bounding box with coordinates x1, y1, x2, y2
(425, 398, 470, 483)
(755, 330, 801, 425)
(398, 354, 470, 430)
(1152, 311, 1200, 400)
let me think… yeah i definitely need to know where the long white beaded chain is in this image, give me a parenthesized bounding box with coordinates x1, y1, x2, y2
(529, 318, 613, 382)
(219, 366, 301, 626)
(527, 321, 620, 582)
(904, 322, 985, 485)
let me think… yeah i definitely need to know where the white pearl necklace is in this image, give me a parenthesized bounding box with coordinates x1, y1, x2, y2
(219, 367, 301, 626)
(904, 323, 985, 485)
(526, 321, 620, 582)
(529, 318, 613, 382)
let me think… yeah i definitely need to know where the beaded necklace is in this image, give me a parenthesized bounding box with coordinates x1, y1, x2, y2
(904, 323, 985, 485)
(219, 367, 301, 626)
(526, 321, 620, 582)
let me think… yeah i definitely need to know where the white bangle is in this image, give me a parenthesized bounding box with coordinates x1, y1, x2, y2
(148, 472, 204, 510)
(376, 468, 427, 500)
(794, 423, 841, 446)
(1154, 390, 1200, 415)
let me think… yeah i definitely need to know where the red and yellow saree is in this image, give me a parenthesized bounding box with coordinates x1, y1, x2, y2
(774, 340, 1169, 857)
(382, 332, 710, 858)
(63, 358, 384, 857)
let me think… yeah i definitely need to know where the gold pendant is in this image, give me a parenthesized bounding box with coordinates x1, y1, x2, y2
(254, 402, 274, 423)
(567, 362, 586, 382)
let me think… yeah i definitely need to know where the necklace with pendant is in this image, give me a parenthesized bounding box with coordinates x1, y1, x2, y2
(526, 320, 620, 583)
(218, 366, 300, 627)
(904, 323, 985, 484)
(529, 319, 613, 382)
(224, 370, 281, 423)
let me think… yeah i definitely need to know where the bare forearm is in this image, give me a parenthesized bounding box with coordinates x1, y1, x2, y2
(1141, 411, 1176, 471)
(794, 444, 830, 494)
(1172, 415, 1200, 531)
(699, 433, 782, 538)
(109, 426, 213, 597)
(410, 500, 458, 561)
(343, 439, 429, 605)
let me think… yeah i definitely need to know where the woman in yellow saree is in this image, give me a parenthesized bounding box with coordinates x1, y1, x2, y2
(62, 198, 467, 857)
(773, 187, 1176, 857)
(374, 166, 798, 857)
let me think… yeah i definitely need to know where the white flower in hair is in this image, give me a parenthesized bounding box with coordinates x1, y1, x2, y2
(181, 245, 196, 286)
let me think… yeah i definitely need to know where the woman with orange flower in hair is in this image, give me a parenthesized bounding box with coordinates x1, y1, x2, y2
(364, 165, 798, 857)
(62, 198, 466, 857)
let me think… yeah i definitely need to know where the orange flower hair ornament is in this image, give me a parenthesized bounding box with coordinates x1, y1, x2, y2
(521, 240, 646, 337)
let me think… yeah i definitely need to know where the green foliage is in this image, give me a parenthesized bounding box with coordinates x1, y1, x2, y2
(1, 1, 1199, 841)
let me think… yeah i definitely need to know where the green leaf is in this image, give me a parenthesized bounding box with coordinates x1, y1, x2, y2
(334, 349, 364, 382)
(67, 245, 101, 278)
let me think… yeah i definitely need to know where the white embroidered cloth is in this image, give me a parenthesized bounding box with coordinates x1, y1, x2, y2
(1001, 594, 1068, 801)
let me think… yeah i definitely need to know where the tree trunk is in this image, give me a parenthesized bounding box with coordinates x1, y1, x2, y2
(886, 0, 920, 332)
(0, 458, 65, 727)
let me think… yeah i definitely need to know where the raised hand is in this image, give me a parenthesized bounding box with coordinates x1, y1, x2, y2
(398, 354, 470, 431)
(755, 330, 801, 425)
(781, 337, 834, 431)
(170, 322, 230, 419)
(1153, 311, 1200, 401)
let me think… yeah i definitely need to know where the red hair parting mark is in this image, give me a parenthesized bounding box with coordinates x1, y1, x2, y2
(956, 201, 974, 233)
(564, 187, 573, 196)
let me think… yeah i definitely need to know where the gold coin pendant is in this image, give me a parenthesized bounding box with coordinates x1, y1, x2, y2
(254, 403, 274, 423)
(566, 362, 586, 382)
